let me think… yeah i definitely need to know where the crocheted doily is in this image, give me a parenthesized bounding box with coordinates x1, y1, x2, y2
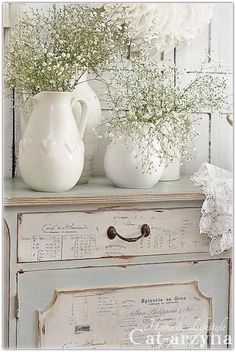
(191, 162, 232, 256)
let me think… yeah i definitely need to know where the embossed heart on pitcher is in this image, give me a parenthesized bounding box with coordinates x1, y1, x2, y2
(65, 140, 77, 156)
(41, 137, 56, 155)
(20, 138, 32, 152)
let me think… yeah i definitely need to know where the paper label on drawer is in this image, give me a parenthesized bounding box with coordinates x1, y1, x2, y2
(17, 208, 210, 262)
(38, 282, 211, 349)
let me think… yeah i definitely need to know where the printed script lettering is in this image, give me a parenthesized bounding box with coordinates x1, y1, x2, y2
(39, 283, 211, 349)
(18, 210, 210, 262)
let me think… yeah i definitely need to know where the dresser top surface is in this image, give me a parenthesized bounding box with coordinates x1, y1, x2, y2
(4, 176, 204, 207)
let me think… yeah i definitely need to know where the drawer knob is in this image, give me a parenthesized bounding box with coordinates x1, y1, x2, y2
(107, 224, 150, 242)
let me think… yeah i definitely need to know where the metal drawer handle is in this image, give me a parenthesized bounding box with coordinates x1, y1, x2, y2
(107, 224, 150, 242)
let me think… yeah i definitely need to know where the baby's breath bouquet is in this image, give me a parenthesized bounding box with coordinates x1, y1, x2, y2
(5, 4, 127, 96)
(103, 57, 229, 173)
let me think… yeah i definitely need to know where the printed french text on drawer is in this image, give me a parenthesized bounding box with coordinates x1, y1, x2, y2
(17, 209, 209, 262)
(38, 282, 211, 349)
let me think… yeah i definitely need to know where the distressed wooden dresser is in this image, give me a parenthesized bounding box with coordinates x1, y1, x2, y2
(4, 176, 231, 349)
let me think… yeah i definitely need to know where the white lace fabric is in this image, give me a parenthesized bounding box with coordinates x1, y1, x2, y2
(191, 162, 233, 256)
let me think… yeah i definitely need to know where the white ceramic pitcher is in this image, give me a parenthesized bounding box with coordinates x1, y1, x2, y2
(19, 92, 88, 192)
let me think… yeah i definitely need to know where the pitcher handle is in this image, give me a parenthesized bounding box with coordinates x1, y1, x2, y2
(71, 97, 88, 140)
(20, 92, 30, 134)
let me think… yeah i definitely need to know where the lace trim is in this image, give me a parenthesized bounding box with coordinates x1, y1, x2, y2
(191, 162, 233, 256)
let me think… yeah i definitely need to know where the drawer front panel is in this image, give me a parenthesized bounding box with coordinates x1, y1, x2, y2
(17, 208, 209, 262)
(17, 260, 229, 349)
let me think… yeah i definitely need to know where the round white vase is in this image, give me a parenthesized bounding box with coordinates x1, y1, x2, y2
(104, 136, 165, 189)
(19, 92, 88, 192)
(73, 73, 101, 184)
(160, 150, 181, 181)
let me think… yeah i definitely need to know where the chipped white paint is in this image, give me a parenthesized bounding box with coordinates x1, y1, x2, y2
(4, 176, 205, 207)
(16, 260, 230, 348)
(17, 208, 209, 262)
(39, 282, 211, 349)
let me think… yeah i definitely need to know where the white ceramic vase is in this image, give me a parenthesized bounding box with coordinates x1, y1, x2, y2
(160, 150, 181, 181)
(104, 134, 165, 189)
(73, 73, 101, 184)
(19, 92, 88, 192)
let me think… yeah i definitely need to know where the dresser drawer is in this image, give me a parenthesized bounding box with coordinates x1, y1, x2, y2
(17, 259, 230, 349)
(17, 208, 209, 262)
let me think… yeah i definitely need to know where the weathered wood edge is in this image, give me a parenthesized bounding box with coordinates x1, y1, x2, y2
(4, 176, 205, 207)
(4, 193, 205, 207)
